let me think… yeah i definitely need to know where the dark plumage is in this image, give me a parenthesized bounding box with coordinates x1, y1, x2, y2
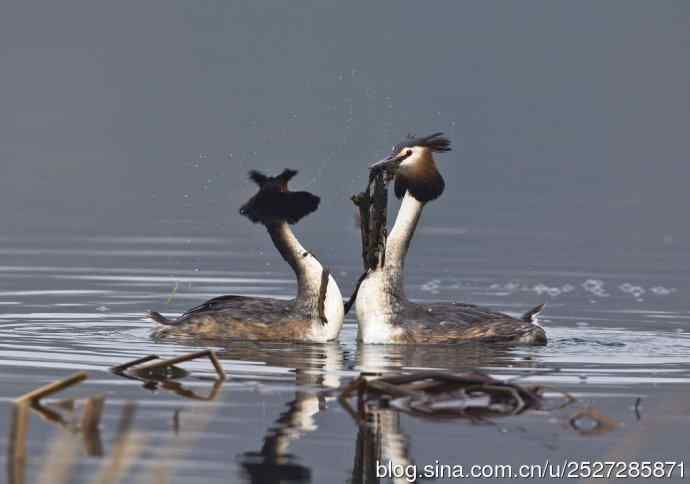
(149, 297, 315, 341)
(391, 302, 546, 344)
(149, 167, 344, 343)
(240, 169, 320, 224)
(394, 164, 445, 202)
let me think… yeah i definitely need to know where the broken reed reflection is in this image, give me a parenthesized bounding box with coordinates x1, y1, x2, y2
(8, 398, 146, 484)
(6, 350, 226, 484)
(6, 346, 625, 484)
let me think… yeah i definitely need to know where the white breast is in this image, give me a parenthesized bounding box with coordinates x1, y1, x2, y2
(355, 270, 396, 344)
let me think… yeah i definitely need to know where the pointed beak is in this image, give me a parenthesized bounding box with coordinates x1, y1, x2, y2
(369, 152, 406, 172)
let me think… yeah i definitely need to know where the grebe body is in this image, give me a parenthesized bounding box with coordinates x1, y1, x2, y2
(355, 133, 546, 345)
(149, 169, 344, 343)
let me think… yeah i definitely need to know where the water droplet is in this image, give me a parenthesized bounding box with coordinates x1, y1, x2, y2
(561, 284, 575, 293)
(650, 286, 674, 295)
(619, 283, 645, 298)
(582, 279, 608, 297)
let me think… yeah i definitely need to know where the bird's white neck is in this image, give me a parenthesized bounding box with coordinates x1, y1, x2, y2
(355, 192, 425, 342)
(385, 192, 425, 276)
(266, 222, 343, 336)
(377, 191, 426, 299)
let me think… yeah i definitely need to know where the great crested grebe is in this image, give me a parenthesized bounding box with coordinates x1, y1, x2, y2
(148, 169, 344, 342)
(354, 133, 547, 345)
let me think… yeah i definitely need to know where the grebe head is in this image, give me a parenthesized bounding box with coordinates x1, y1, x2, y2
(239, 169, 320, 224)
(370, 132, 451, 203)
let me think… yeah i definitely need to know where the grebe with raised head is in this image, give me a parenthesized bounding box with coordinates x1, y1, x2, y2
(354, 133, 546, 345)
(149, 169, 344, 342)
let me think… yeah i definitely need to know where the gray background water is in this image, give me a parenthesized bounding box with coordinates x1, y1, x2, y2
(2, 1, 689, 243)
(1, 2, 690, 483)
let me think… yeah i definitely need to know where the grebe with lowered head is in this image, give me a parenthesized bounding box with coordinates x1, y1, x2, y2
(354, 133, 546, 345)
(149, 169, 344, 342)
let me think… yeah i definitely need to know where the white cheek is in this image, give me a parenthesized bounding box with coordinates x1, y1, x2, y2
(400, 148, 423, 167)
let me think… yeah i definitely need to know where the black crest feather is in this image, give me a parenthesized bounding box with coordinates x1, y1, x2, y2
(249, 170, 269, 186)
(240, 169, 320, 224)
(393, 132, 451, 154)
(277, 169, 298, 182)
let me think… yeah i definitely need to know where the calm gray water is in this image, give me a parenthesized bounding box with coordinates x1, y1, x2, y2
(2, 1, 690, 483)
(1, 228, 690, 483)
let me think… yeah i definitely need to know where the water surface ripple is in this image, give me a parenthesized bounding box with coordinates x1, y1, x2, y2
(1, 234, 689, 483)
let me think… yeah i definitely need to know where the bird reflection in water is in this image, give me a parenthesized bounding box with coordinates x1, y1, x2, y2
(236, 343, 345, 484)
(351, 408, 414, 484)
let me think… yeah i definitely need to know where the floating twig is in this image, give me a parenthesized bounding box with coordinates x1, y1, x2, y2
(112, 350, 226, 403)
(15, 372, 88, 404)
(111, 355, 159, 374)
(131, 350, 226, 381)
